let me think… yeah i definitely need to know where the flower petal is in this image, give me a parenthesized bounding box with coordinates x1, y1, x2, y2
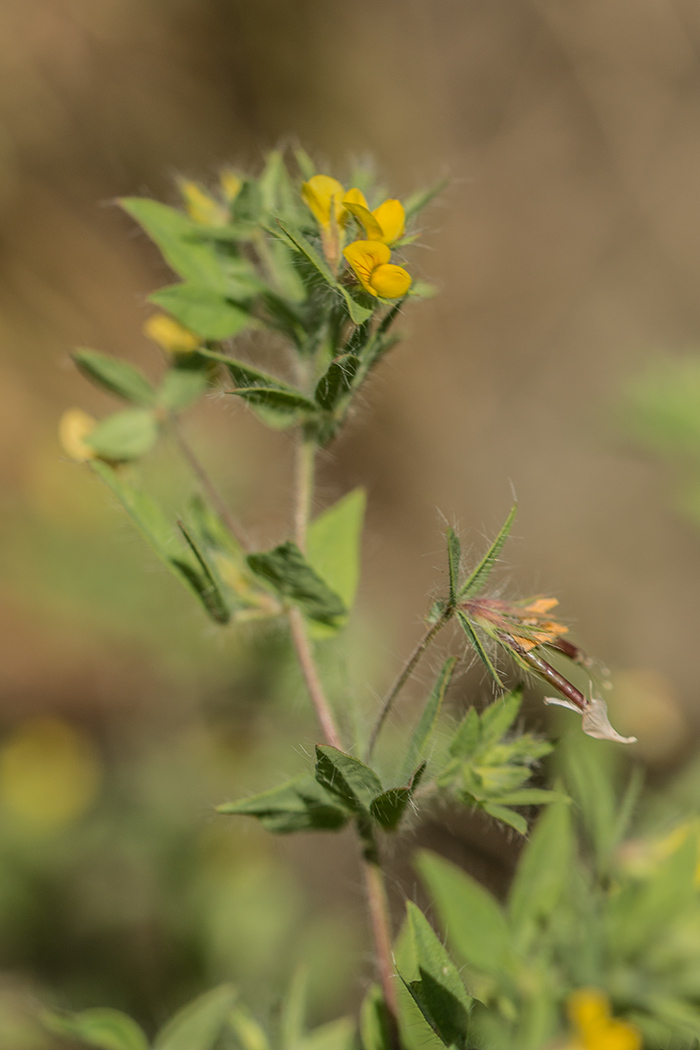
(301, 175, 346, 227)
(343, 187, 369, 209)
(372, 199, 406, 244)
(343, 240, 391, 295)
(344, 200, 384, 240)
(369, 263, 412, 299)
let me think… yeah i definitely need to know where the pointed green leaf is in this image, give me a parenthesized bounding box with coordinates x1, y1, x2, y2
(42, 1008, 149, 1050)
(456, 612, 504, 687)
(280, 966, 308, 1050)
(273, 219, 336, 286)
(120, 197, 234, 292)
(446, 527, 461, 607)
(217, 775, 348, 833)
(294, 148, 316, 180)
(228, 1006, 271, 1050)
(177, 521, 231, 624)
(306, 488, 366, 638)
(233, 386, 319, 415)
(448, 707, 480, 760)
(416, 850, 513, 978)
(73, 349, 155, 405)
(300, 1018, 355, 1050)
(481, 803, 527, 835)
(478, 687, 522, 748)
(339, 286, 374, 325)
(91, 461, 229, 623)
(402, 902, 473, 1050)
(370, 787, 412, 830)
(155, 984, 238, 1050)
(247, 541, 345, 625)
(401, 657, 456, 783)
(315, 745, 382, 815)
(196, 347, 296, 391)
(150, 283, 255, 339)
(508, 797, 574, 947)
(314, 354, 361, 410)
(403, 179, 449, 220)
(86, 408, 159, 462)
(457, 504, 517, 600)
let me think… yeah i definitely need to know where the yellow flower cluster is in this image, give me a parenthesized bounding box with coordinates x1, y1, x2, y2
(563, 990, 641, 1050)
(301, 174, 412, 299)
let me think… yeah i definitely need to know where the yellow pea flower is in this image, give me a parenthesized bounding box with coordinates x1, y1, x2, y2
(301, 174, 349, 272)
(343, 240, 412, 299)
(144, 313, 201, 354)
(59, 408, 97, 462)
(178, 179, 228, 226)
(220, 169, 242, 204)
(563, 990, 641, 1050)
(343, 188, 406, 245)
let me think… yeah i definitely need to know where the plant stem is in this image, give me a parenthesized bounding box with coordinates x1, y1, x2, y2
(288, 607, 343, 750)
(170, 416, 249, 550)
(366, 611, 450, 761)
(363, 854, 401, 1050)
(294, 436, 316, 551)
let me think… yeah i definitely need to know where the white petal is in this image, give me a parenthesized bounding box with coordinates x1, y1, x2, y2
(543, 696, 582, 713)
(581, 697, 637, 744)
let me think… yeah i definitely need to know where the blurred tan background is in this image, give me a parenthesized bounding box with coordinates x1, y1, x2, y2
(3, 0, 700, 1042)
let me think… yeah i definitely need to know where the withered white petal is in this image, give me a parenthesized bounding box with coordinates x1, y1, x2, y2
(544, 696, 637, 744)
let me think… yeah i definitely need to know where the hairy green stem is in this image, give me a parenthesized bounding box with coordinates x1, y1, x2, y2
(366, 611, 450, 761)
(294, 437, 316, 552)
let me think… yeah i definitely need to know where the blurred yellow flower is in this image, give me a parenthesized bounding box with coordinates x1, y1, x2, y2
(179, 179, 228, 226)
(0, 718, 102, 830)
(343, 240, 412, 299)
(564, 989, 641, 1050)
(220, 169, 242, 204)
(343, 189, 406, 245)
(58, 408, 97, 461)
(144, 313, 201, 354)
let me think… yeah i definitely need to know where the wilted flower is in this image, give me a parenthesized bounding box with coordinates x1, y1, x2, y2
(562, 989, 641, 1050)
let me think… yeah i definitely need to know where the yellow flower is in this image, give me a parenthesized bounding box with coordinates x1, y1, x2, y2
(564, 990, 641, 1050)
(301, 174, 348, 229)
(0, 718, 102, 830)
(178, 179, 228, 226)
(144, 313, 201, 354)
(343, 240, 412, 299)
(58, 408, 97, 461)
(343, 188, 406, 245)
(220, 169, 242, 204)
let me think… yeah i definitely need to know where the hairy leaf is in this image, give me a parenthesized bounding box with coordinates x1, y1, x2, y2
(217, 776, 348, 833)
(73, 349, 155, 405)
(86, 408, 159, 462)
(150, 283, 254, 339)
(154, 984, 238, 1050)
(457, 503, 517, 600)
(315, 745, 382, 815)
(247, 542, 346, 625)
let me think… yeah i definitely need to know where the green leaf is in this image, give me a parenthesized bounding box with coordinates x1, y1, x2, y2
(401, 657, 457, 783)
(273, 219, 337, 286)
(177, 521, 231, 624)
(339, 286, 374, 325)
(150, 283, 254, 339)
(314, 354, 361, 410)
(197, 348, 318, 427)
(154, 984, 238, 1050)
(402, 902, 473, 1050)
(508, 797, 574, 949)
(233, 386, 319, 416)
(91, 461, 230, 624)
(228, 1006, 271, 1050)
(360, 984, 393, 1050)
(300, 1018, 355, 1050)
(306, 488, 366, 638)
(416, 850, 513, 979)
(403, 178, 448, 220)
(86, 408, 159, 461)
(493, 788, 562, 805)
(217, 775, 348, 833)
(157, 357, 210, 411)
(280, 966, 308, 1050)
(457, 503, 517, 599)
(73, 349, 155, 405)
(481, 803, 527, 835)
(247, 541, 346, 625)
(478, 688, 523, 748)
(370, 787, 412, 830)
(196, 347, 292, 390)
(448, 708, 480, 759)
(42, 1008, 149, 1050)
(121, 198, 236, 293)
(446, 527, 461, 607)
(456, 612, 504, 687)
(315, 745, 383, 816)
(294, 148, 316, 180)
